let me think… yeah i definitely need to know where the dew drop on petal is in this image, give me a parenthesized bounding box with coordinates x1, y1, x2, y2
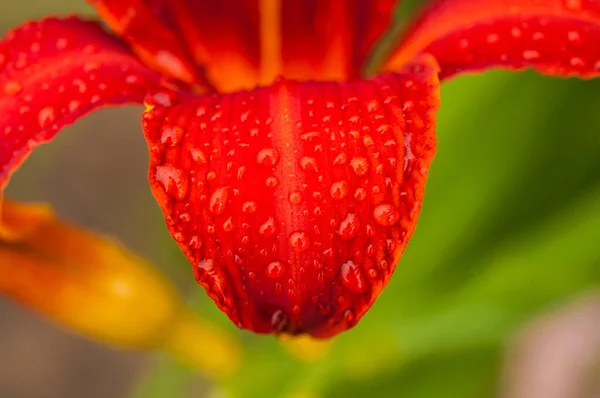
(299, 156, 318, 172)
(242, 201, 257, 213)
(38, 106, 55, 129)
(271, 309, 288, 332)
(330, 181, 349, 200)
(343, 308, 356, 323)
(190, 148, 208, 164)
(223, 217, 234, 232)
(258, 217, 278, 237)
(338, 213, 360, 240)
(373, 203, 400, 226)
(350, 157, 369, 176)
(209, 187, 229, 216)
(288, 191, 302, 204)
(3, 80, 22, 96)
(266, 177, 279, 187)
(354, 188, 367, 201)
(333, 153, 347, 165)
(160, 126, 184, 147)
(155, 165, 189, 200)
(256, 148, 280, 167)
(197, 259, 226, 302)
(288, 231, 310, 252)
(340, 260, 369, 293)
(265, 261, 284, 279)
(523, 50, 541, 61)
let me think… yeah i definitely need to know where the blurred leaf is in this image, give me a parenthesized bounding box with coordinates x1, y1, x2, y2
(129, 6, 600, 398)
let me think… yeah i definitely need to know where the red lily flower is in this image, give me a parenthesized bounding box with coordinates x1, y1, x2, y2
(1, 0, 599, 340)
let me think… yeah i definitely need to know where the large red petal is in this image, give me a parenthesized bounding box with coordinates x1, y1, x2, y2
(382, 0, 600, 80)
(0, 17, 161, 202)
(142, 55, 440, 338)
(280, 0, 398, 82)
(89, 0, 260, 92)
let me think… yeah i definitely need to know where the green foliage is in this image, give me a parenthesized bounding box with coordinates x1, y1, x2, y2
(2, 1, 599, 396)
(132, 71, 600, 397)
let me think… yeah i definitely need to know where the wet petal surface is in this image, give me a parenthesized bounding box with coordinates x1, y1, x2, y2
(383, 0, 600, 80)
(0, 17, 161, 205)
(143, 56, 440, 337)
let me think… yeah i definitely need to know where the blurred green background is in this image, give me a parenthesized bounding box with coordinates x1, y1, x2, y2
(1, 1, 599, 397)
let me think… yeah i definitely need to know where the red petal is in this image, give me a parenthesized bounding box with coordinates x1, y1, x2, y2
(142, 55, 440, 338)
(89, 0, 260, 92)
(280, 0, 397, 82)
(382, 0, 600, 80)
(0, 17, 161, 193)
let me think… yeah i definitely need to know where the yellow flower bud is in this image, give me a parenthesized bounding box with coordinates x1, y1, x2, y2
(0, 199, 241, 378)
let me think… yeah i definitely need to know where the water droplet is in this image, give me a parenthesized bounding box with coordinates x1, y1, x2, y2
(155, 165, 189, 200)
(373, 203, 400, 226)
(160, 126, 184, 147)
(198, 259, 227, 302)
(568, 30, 581, 42)
(237, 166, 246, 180)
(570, 57, 585, 67)
(38, 106, 55, 128)
(274, 282, 283, 295)
(149, 91, 175, 107)
(3, 80, 22, 95)
(338, 213, 360, 240)
(266, 261, 284, 279)
(188, 235, 202, 250)
(242, 201, 257, 213)
(289, 191, 302, 204)
(68, 100, 80, 112)
(223, 217, 234, 232)
(271, 309, 288, 332)
(259, 217, 278, 237)
(288, 231, 310, 252)
(334, 153, 347, 165)
(209, 187, 229, 216)
(256, 148, 280, 167)
(299, 156, 318, 172)
(523, 50, 540, 61)
(300, 131, 320, 142)
(292, 305, 301, 315)
(354, 188, 367, 201)
(343, 308, 356, 323)
(266, 177, 279, 187)
(330, 181, 349, 200)
(189, 147, 207, 164)
(350, 157, 369, 176)
(340, 260, 369, 293)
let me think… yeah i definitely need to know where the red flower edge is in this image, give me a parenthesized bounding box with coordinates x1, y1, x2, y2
(142, 55, 440, 337)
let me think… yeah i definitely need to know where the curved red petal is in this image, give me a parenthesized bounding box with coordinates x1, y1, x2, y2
(89, 0, 259, 92)
(382, 0, 600, 80)
(142, 55, 440, 338)
(0, 17, 161, 192)
(281, 0, 397, 82)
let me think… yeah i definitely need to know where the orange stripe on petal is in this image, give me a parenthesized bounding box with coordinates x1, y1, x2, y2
(141, 55, 440, 338)
(382, 0, 600, 80)
(280, 0, 397, 82)
(90, 0, 260, 92)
